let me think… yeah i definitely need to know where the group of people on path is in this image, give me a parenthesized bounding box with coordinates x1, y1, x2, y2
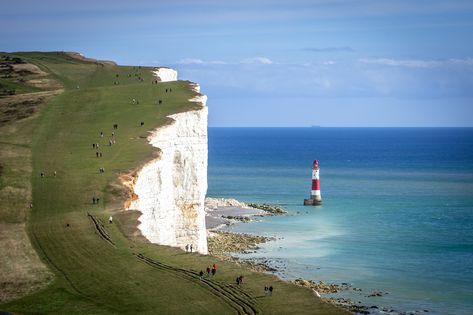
(236, 275, 244, 285)
(91, 125, 119, 204)
(197, 262, 275, 297)
(198, 264, 217, 280)
(205, 263, 218, 278)
(264, 285, 274, 296)
(185, 244, 193, 253)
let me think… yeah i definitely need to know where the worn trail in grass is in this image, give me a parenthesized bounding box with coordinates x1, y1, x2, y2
(0, 52, 347, 314)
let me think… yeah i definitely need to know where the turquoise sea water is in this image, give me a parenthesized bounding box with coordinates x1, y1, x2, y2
(207, 128, 473, 315)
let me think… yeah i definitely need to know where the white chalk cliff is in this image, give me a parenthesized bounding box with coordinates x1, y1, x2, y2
(152, 68, 178, 82)
(127, 69, 208, 254)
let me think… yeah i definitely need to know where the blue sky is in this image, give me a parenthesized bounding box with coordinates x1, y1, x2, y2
(2, 0, 473, 126)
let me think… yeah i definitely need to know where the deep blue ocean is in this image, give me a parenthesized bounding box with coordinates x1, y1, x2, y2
(207, 128, 473, 315)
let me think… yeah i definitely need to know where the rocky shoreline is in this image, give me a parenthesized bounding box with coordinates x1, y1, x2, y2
(204, 197, 286, 230)
(207, 230, 273, 257)
(207, 230, 277, 273)
(247, 203, 286, 215)
(205, 197, 284, 273)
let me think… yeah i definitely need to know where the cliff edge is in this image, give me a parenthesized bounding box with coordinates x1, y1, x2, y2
(127, 68, 208, 254)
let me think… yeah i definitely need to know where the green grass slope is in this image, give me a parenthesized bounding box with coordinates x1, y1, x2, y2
(0, 52, 348, 314)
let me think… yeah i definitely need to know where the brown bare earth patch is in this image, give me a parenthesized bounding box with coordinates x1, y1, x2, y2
(1, 55, 62, 95)
(27, 78, 62, 89)
(0, 223, 53, 302)
(0, 89, 62, 126)
(0, 54, 63, 125)
(11, 63, 47, 76)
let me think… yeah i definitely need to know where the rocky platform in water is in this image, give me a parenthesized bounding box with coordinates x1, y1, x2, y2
(247, 203, 286, 215)
(204, 197, 286, 230)
(205, 197, 285, 273)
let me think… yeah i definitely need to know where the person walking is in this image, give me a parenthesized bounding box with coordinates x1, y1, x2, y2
(206, 266, 211, 276)
(264, 285, 269, 296)
(185, 244, 189, 253)
(199, 270, 204, 280)
(269, 286, 273, 296)
(211, 267, 216, 277)
(109, 216, 113, 224)
(92, 196, 96, 204)
(190, 244, 193, 253)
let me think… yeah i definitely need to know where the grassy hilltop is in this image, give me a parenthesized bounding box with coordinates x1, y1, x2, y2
(0, 52, 347, 314)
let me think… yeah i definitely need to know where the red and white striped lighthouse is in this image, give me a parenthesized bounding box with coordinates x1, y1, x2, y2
(304, 160, 322, 205)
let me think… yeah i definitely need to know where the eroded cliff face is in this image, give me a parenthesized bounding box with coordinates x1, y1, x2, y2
(126, 70, 208, 254)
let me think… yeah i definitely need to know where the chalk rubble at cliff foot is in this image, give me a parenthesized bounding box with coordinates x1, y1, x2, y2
(127, 69, 208, 254)
(205, 197, 251, 210)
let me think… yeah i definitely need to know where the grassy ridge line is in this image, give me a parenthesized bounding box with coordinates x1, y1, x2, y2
(1, 52, 347, 314)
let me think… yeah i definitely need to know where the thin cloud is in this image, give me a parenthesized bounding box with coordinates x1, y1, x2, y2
(359, 58, 439, 68)
(177, 57, 278, 66)
(240, 57, 273, 65)
(449, 58, 473, 65)
(359, 57, 473, 68)
(303, 46, 354, 53)
(177, 58, 226, 65)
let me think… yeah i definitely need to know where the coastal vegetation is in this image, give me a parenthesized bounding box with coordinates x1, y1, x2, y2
(0, 52, 347, 314)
